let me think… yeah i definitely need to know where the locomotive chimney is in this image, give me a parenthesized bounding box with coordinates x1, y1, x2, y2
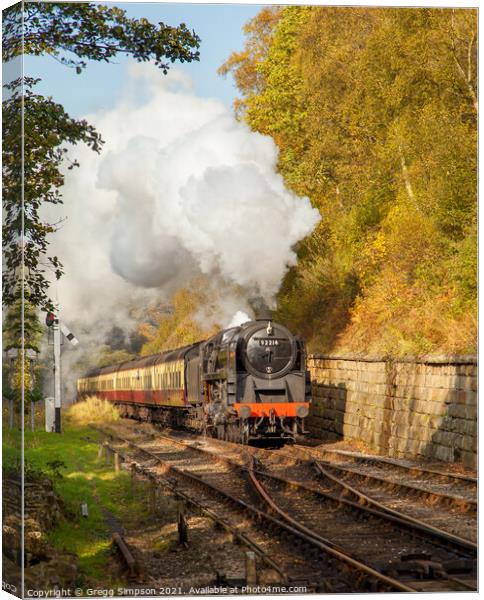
(255, 307, 273, 321)
(249, 295, 273, 321)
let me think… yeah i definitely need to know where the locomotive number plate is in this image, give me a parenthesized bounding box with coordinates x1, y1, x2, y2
(259, 339, 280, 346)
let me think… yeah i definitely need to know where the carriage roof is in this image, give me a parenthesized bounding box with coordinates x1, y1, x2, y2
(80, 341, 202, 379)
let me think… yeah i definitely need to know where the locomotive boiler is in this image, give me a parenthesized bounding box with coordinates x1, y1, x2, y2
(77, 313, 311, 443)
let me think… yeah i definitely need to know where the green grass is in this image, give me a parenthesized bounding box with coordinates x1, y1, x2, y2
(3, 422, 150, 586)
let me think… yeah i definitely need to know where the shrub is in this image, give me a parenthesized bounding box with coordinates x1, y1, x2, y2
(66, 396, 120, 426)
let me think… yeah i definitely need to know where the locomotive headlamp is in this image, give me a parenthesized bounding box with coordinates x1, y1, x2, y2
(266, 321, 274, 336)
(297, 405, 309, 418)
(239, 405, 251, 419)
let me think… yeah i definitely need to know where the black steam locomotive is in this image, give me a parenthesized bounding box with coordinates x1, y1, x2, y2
(78, 313, 311, 443)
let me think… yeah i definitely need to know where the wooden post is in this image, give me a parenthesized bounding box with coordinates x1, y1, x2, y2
(177, 501, 188, 546)
(149, 479, 157, 512)
(9, 398, 14, 429)
(114, 451, 120, 473)
(105, 444, 111, 465)
(245, 551, 257, 587)
(98, 442, 104, 459)
(112, 533, 137, 576)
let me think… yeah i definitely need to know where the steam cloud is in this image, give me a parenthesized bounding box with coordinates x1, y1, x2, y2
(43, 64, 320, 394)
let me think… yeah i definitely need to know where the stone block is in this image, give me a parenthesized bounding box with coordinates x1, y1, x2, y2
(333, 408, 345, 422)
(308, 405, 320, 418)
(370, 407, 389, 422)
(421, 400, 448, 416)
(432, 430, 459, 447)
(334, 397, 346, 412)
(438, 415, 454, 432)
(408, 425, 436, 442)
(461, 390, 477, 406)
(462, 451, 477, 470)
(333, 421, 345, 435)
(430, 443, 455, 462)
(464, 364, 477, 377)
(361, 405, 376, 419)
(391, 396, 408, 410)
(368, 372, 389, 385)
(454, 375, 474, 390)
(443, 389, 459, 404)
(425, 374, 452, 389)
(426, 387, 451, 403)
(343, 412, 360, 426)
(447, 404, 476, 420)
(428, 415, 443, 429)
(391, 410, 409, 426)
(457, 435, 476, 453)
(323, 418, 337, 432)
(343, 423, 360, 438)
(307, 415, 324, 427)
(402, 438, 423, 456)
(454, 419, 477, 436)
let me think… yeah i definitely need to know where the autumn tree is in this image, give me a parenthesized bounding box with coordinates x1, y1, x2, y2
(222, 7, 477, 355)
(218, 6, 282, 118)
(140, 286, 220, 355)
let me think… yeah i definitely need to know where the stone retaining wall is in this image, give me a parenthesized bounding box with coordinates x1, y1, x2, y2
(307, 355, 477, 469)
(3, 476, 64, 529)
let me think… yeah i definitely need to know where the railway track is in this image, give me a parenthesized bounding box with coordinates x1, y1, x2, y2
(298, 444, 476, 506)
(156, 426, 477, 544)
(247, 459, 477, 592)
(94, 424, 418, 592)
(286, 444, 477, 544)
(97, 424, 477, 592)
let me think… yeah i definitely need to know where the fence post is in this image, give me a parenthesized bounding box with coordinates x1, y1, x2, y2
(105, 443, 111, 465)
(114, 451, 120, 473)
(245, 551, 257, 587)
(177, 501, 188, 546)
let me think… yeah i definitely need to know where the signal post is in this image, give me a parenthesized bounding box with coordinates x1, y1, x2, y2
(45, 312, 78, 433)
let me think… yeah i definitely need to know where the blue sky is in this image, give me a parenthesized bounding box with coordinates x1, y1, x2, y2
(24, 3, 263, 116)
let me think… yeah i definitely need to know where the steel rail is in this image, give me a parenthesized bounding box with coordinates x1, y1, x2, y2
(247, 456, 416, 593)
(248, 458, 477, 593)
(298, 445, 477, 484)
(312, 460, 477, 553)
(311, 458, 476, 511)
(96, 426, 414, 593)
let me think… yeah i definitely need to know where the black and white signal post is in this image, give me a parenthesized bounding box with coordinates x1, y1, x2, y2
(45, 312, 79, 433)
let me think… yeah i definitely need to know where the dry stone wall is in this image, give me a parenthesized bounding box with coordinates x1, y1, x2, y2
(307, 355, 477, 469)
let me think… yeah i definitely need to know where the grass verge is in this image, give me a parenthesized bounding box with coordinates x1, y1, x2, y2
(3, 418, 150, 587)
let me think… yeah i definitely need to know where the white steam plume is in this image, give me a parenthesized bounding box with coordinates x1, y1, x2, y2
(43, 64, 320, 395)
